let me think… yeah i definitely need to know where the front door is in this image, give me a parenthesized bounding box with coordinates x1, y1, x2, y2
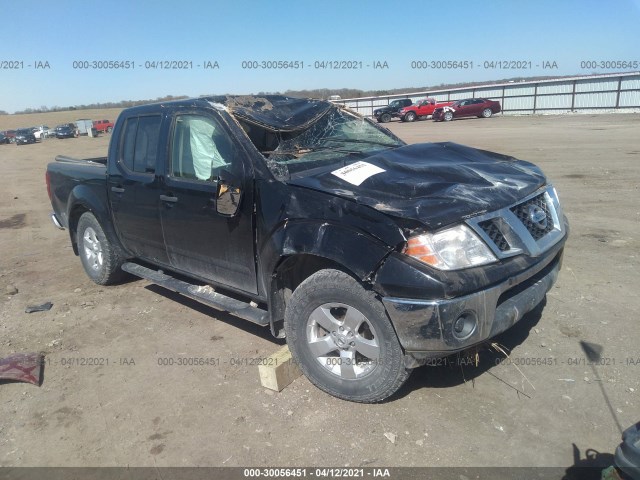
(454, 100, 473, 117)
(159, 112, 257, 294)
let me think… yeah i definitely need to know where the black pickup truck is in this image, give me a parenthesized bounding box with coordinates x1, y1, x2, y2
(373, 98, 413, 123)
(47, 95, 568, 402)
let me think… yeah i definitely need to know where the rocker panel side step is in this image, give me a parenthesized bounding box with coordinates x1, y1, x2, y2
(122, 262, 269, 326)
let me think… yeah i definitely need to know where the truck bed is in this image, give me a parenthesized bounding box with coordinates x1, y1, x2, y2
(47, 155, 108, 230)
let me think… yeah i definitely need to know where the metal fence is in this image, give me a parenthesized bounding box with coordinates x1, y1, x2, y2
(335, 72, 640, 117)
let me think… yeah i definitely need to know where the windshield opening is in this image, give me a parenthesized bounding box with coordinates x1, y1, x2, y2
(245, 108, 404, 179)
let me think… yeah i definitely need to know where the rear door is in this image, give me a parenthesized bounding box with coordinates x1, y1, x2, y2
(470, 99, 486, 115)
(159, 111, 258, 294)
(108, 113, 170, 265)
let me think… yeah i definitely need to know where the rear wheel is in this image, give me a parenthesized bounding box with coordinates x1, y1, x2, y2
(284, 269, 411, 403)
(404, 112, 417, 122)
(482, 108, 493, 118)
(77, 212, 126, 285)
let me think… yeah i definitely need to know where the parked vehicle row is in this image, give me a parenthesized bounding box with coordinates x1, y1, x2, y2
(0, 118, 114, 146)
(371, 97, 502, 123)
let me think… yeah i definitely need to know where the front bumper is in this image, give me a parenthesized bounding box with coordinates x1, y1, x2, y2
(382, 248, 562, 359)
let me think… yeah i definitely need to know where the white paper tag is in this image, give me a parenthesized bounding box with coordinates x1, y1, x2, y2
(331, 161, 386, 186)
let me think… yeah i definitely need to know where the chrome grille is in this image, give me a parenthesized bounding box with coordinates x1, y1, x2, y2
(510, 193, 554, 240)
(479, 220, 510, 251)
(466, 186, 565, 259)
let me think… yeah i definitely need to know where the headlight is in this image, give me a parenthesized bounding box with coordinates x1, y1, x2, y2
(404, 224, 497, 270)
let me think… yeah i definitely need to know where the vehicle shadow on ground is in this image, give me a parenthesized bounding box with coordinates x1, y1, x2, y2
(562, 443, 615, 479)
(393, 297, 547, 399)
(143, 284, 285, 344)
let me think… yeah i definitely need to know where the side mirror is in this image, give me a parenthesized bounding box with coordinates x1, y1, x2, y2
(216, 170, 242, 217)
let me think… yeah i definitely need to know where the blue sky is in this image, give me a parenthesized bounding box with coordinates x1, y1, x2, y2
(2, 0, 640, 113)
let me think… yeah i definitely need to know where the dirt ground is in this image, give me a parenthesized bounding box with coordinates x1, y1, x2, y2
(0, 113, 638, 469)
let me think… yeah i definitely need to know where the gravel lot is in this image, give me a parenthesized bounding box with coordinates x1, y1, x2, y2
(0, 113, 638, 469)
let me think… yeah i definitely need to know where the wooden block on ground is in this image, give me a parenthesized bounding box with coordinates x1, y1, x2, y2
(258, 345, 301, 392)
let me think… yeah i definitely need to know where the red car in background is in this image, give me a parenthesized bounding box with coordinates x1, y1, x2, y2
(432, 98, 501, 121)
(399, 98, 454, 122)
(93, 119, 114, 133)
(1, 130, 16, 143)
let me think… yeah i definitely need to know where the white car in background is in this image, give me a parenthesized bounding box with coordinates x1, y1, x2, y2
(33, 125, 54, 140)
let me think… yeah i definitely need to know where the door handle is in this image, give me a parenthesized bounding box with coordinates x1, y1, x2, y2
(111, 186, 125, 193)
(159, 195, 178, 203)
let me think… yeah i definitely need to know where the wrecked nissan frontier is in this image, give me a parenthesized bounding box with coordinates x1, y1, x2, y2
(46, 95, 568, 402)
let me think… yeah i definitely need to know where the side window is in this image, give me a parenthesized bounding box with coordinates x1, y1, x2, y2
(120, 115, 162, 174)
(121, 118, 138, 171)
(170, 114, 234, 182)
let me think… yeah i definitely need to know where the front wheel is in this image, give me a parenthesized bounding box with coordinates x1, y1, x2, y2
(77, 212, 126, 285)
(284, 269, 411, 403)
(443, 111, 454, 121)
(481, 108, 493, 118)
(404, 112, 417, 122)
(380, 113, 392, 123)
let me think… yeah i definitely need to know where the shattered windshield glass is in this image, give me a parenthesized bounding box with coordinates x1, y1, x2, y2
(266, 108, 404, 179)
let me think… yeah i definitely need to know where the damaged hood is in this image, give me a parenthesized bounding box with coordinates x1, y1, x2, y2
(287, 142, 547, 230)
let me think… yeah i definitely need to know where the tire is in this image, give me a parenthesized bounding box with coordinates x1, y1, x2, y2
(443, 111, 454, 121)
(284, 269, 411, 403)
(404, 111, 417, 122)
(77, 212, 126, 285)
(380, 113, 392, 123)
(106, 127, 112, 133)
(482, 108, 493, 118)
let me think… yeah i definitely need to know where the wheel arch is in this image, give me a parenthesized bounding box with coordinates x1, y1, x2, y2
(263, 220, 397, 338)
(269, 254, 357, 334)
(66, 185, 124, 257)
